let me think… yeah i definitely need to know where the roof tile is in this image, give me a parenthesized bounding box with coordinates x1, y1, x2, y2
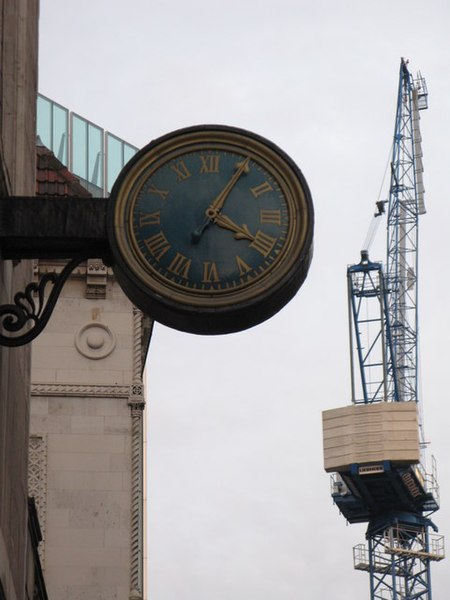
(36, 142, 92, 198)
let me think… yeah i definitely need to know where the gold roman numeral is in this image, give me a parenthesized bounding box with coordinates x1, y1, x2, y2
(168, 252, 192, 278)
(250, 181, 273, 198)
(144, 231, 171, 260)
(202, 261, 220, 283)
(147, 183, 169, 200)
(171, 160, 191, 181)
(235, 255, 252, 276)
(199, 155, 220, 174)
(139, 211, 161, 227)
(260, 209, 281, 225)
(250, 230, 277, 257)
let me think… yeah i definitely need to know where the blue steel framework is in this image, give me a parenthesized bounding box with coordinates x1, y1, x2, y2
(385, 60, 427, 407)
(332, 59, 444, 600)
(348, 257, 397, 405)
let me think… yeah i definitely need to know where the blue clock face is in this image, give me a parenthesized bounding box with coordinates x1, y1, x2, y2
(110, 126, 313, 334)
(131, 149, 290, 294)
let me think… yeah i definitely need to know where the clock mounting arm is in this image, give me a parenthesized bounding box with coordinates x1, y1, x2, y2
(0, 195, 111, 346)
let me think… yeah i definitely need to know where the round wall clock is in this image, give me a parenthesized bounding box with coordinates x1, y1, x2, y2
(107, 125, 314, 334)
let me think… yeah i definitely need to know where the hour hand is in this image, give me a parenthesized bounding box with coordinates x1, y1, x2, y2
(213, 213, 254, 242)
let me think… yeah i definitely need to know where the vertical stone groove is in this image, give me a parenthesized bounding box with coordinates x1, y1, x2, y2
(28, 434, 48, 569)
(128, 307, 145, 599)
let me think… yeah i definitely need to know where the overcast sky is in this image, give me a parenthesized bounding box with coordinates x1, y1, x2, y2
(39, 2, 450, 599)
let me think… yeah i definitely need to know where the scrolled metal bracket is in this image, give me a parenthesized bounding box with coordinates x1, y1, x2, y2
(0, 195, 111, 347)
(0, 253, 90, 347)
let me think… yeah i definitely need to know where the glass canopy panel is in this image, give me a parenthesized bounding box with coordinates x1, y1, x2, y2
(106, 133, 122, 193)
(106, 136, 138, 193)
(71, 114, 88, 181)
(87, 122, 103, 189)
(36, 95, 69, 164)
(52, 103, 68, 164)
(37, 93, 138, 197)
(124, 143, 137, 165)
(36, 95, 51, 149)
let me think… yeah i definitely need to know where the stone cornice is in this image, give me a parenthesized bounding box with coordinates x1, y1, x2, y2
(31, 383, 130, 398)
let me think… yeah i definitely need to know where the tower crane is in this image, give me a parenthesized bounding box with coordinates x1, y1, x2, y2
(322, 59, 444, 599)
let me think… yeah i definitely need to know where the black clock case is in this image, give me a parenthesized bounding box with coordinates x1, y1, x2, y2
(107, 124, 314, 335)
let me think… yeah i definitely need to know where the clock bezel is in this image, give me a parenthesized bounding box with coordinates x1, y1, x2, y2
(108, 125, 314, 334)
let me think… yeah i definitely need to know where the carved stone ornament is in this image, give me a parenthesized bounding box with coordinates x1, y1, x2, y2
(86, 258, 108, 299)
(28, 435, 48, 568)
(74, 322, 116, 360)
(31, 383, 129, 397)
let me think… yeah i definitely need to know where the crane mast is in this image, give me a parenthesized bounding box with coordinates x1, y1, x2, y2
(323, 59, 444, 600)
(385, 58, 427, 406)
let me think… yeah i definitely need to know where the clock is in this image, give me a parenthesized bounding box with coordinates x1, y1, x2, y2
(107, 125, 314, 334)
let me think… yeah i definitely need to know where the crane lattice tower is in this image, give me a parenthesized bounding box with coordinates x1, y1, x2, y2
(322, 58, 444, 600)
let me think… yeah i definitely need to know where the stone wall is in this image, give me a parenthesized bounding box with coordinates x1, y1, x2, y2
(0, 1, 39, 599)
(30, 266, 146, 600)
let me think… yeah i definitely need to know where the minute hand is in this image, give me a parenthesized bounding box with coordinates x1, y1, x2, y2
(192, 157, 251, 244)
(208, 157, 250, 214)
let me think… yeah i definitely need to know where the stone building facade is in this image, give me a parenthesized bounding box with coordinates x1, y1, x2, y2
(0, 5, 149, 597)
(0, 1, 42, 598)
(29, 144, 151, 599)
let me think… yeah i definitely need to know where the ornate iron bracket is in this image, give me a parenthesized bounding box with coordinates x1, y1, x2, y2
(0, 253, 90, 347)
(0, 195, 111, 347)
